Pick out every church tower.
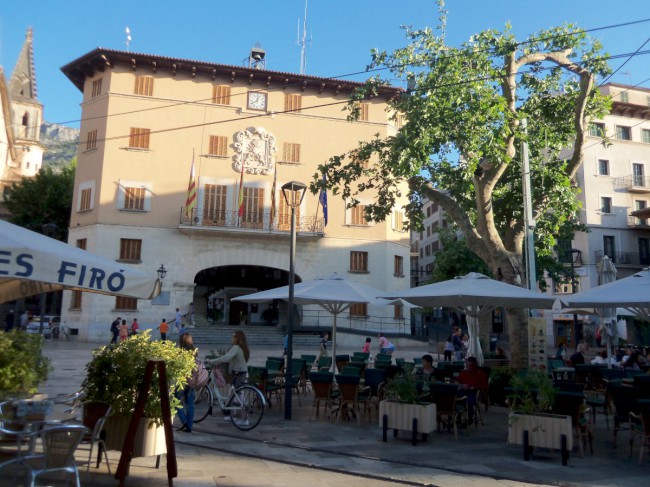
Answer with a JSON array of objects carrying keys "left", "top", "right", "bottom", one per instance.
[
  {"left": 0, "top": 28, "right": 45, "bottom": 216},
  {"left": 7, "top": 28, "right": 45, "bottom": 178}
]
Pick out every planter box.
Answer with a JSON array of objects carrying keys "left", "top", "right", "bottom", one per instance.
[
  {"left": 508, "top": 412, "right": 573, "bottom": 465},
  {"left": 103, "top": 415, "right": 167, "bottom": 458},
  {"left": 379, "top": 400, "right": 436, "bottom": 445}
]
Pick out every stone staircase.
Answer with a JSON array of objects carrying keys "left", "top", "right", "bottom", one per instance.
[{"left": 187, "top": 322, "right": 322, "bottom": 348}]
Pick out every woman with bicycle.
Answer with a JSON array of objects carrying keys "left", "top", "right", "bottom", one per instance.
[
  {"left": 207, "top": 330, "right": 250, "bottom": 419},
  {"left": 176, "top": 332, "right": 197, "bottom": 433}
]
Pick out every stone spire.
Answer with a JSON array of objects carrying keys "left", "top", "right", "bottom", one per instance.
[{"left": 9, "top": 28, "right": 38, "bottom": 102}]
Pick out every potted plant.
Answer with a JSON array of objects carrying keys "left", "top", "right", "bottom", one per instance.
[
  {"left": 507, "top": 369, "right": 573, "bottom": 465},
  {"left": 379, "top": 373, "right": 436, "bottom": 445},
  {"left": 82, "top": 330, "right": 196, "bottom": 457},
  {"left": 488, "top": 366, "right": 515, "bottom": 407},
  {"left": 0, "top": 331, "right": 51, "bottom": 400}
]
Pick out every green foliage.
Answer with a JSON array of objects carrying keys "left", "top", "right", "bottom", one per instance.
[
  {"left": 82, "top": 330, "right": 196, "bottom": 425},
  {"left": 509, "top": 369, "right": 555, "bottom": 414},
  {"left": 430, "top": 227, "right": 491, "bottom": 283},
  {"left": 384, "top": 373, "right": 421, "bottom": 404},
  {"left": 4, "top": 161, "right": 76, "bottom": 241},
  {"left": 0, "top": 331, "right": 51, "bottom": 397},
  {"left": 311, "top": 3, "right": 611, "bottom": 288}
]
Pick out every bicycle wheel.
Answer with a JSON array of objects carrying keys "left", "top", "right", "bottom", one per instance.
[
  {"left": 226, "top": 385, "right": 265, "bottom": 431},
  {"left": 192, "top": 385, "right": 213, "bottom": 423}
]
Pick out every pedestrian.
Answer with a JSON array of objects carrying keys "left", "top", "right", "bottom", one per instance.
[
  {"left": 110, "top": 316, "right": 120, "bottom": 343},
  {"left": 20, "top": 310, "right": 29, "bottom": 330},
  {"left": 178, "top": 323, "right": 188, "bottom": 338},
  {"left": 4, "top": 309, "right": 15, "bottom": 332},
  {"left": 190, "top": 303, "right": 195, "bottom": 326},
  {"left": 207, "top": 330, "right": 251, "bottom": 422},
  {"left": 319, "top": 332, "right": 329, "bottom": 358},
  {"left": 119, "top": 319, "right": 129, "bottom": 342},
  {"left": 176, "top": 332, "right": 197, "bottom": 433},
  {"left": 451, "top": 327, "right": 463, "bottom": 361},
  {"left": 378, "top": 334, "right": 396, "bottom": 355},
  {"left": 130, "top": 318, "right": 139, "bottom": 336},
  {"left": 158, "top": 318, "right": 169, "bottom": 341},
  {"left": 362, "top": 337, "right": 371, "bottom": 355},
  {"left": 556, "top": 342, "right": 567, "bottom": 361},
  {"left": 443, "top": 334, "right": 454, "bottom": 361},
  {"left": 175, "top": 308, "right": 182, "bottom": 331}
]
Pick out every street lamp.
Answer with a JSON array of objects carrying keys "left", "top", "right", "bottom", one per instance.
[
  {"left": 281, "top": 180, "right": 307, "bottom": 420},
  {"left": 40, "top": 223, "right": 59, "bottom": 334},
  {"left": 156, "top": 264, "right": 167, "bottom": 280},
  {"left": 568, "top": 248, "right": 582, "bottom": 349}
]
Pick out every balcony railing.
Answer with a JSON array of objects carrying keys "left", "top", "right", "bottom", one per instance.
[
  {"left": 179, "top": 208, "right": 325, "bottom": 234},
  {"left": 628, "top": 215, "right": 650, "bottom": 229},
  {"left": 613, "top": 175, "right": 650, "bottom": 193},
  {"left": 594, "top": 250, "right": 650, "bottom": 267}
]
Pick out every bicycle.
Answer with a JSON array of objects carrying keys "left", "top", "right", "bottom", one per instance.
[{"left": 192, "top": 365, "right": 265, "bottom": 431}]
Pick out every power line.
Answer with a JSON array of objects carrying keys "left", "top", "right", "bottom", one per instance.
[{"left": 46, "top": 17, "right": 650, "bottom": 129}]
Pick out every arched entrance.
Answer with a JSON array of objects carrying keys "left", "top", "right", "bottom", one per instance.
[{"left": 194, "top": 265, "right": 301, "bottom": 325}]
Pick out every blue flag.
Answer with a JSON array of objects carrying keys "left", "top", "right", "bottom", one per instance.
[{"left": 319, "top": 173, "right": 328, "bottom": 227}]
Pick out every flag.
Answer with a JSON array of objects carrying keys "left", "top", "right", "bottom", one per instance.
[
  {"left": 269, "top": 163, "right": 278, "bottom": 228},
  {"left": 319, "top": 172, "right": 328, "bottom": 227},
  {"left": 184, "top": 155, "right": 197, "bottom": 219},
  {"left": 237, "top": 160, "right": 245, "bottom": 219}
]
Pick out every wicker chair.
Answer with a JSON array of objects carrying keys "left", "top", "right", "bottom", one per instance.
[{"left": 22, "top": 424, "right": 87, "bottom": 487}]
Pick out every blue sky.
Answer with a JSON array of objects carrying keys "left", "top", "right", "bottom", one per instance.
[{"left": 1, "top": 0, "right": 648, "bottom": 127}]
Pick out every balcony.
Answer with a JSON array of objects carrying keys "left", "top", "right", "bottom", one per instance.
[
  {"left": 613, "top": 175, "right": 650, "bottom": 193},
  {"left": 594, "top": 250, "right": 650, "bottom": 267},
  {"left": 179, "top": 208, "right": 325, "bottom": 236},
  {"left": 628, "top": 215, "right": 650, "bottom": 230}
]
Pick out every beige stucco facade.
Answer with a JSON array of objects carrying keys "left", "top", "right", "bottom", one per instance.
[{"left": 61, "top": 48, "right": 411, "bottom": 340}]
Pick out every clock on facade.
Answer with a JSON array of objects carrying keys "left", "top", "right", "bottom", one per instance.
[{"left": 247, "top": 91, "right": 267, "bottom": 111}]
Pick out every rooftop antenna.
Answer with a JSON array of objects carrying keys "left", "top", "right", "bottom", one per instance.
[
  {"left": 125, "top": 27, "right": 132, "bottom": 51},
  {"left": 620, "top": 71, "right": 632, "bottom": 85},
  {"left": 296, "top": 0, "right": 311, "bottom": 74}
]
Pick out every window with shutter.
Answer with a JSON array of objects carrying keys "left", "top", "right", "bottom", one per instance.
[
  {"left": 203, "top": 184, "right": 227, "bottom": 225},
  {"left": 212, "top": 85, "right": 231, "bottom": 105},
  {"left": 86, "top": 130, "right": 98, "bottom": 151},
  {"left": 350, "top": 251, "right": 368, "bottom": 272},
  {"left": 123, "top": 187, "right": 146, "bottom": 211},
  {"left": 282, "top": 143, "right": 301, "bottom": 163},
  {"left": 284, "top": 94, "right": 302, "bottom": 112},
  {"left": 79, "top": 188, "right": 92, "bottom": 212},
  {"left": 241, "top": 188, "right": 265, "bottom": 229},
  {"left": 351, "top": 205, "right": 367, "bottom": 225},
  {"left": 208, "top": 135, "right": 228, "bottom": 156},
  {"left": 119, "top": 239, "right": 142, "bottom": 262},
  {"left": 134, "top": 76, "right": 154, "bottom": 96},
  {"left": 129, "top": 128, "right": 151, "bottom": 149}
]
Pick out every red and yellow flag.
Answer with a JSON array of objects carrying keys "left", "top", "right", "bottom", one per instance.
[{"left": 184, "top": 154, "right": 197, "bottom": 219}]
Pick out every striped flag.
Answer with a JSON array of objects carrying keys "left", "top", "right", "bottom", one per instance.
[
  {"left": 269, "top": 163, "right": 278, "bottom": 228},
  {"left": 184, "top": 154, "right": 197, "bottom": 219},
  {"left": 319, "top": 172, "right": 328, "bottom": 227},
  {"left": 237, "top": 160, "right": 246, "bottom": 219}
]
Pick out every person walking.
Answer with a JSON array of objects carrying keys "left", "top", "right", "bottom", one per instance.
[
  {"left": 176, "top": 332, "right": 197, "bottom": 433},
  {"left": 130, "top": 318, "right": 139, "bottom": 336},
  {"left": 362, "top": 337, "right": 372, "bottom": 355},
  {"left": 319, "top": 332, "right": 329, "bottom": 358},
  {"left": 110, "top": 316, "right": 120, "bottom": 343},
  {"left": 175, "top": 308, "right": 182, "bottom": 332},
  {"left": 379, "top": 334, "right": 396, "bottom": 355},
  {"left": 207, "top": 330, "right": 251, "bottom": 422},
  {"left": 118, "top": 319, "right": 129, "bottom": 342},
  {"left": 158, "top": 318, "right": 169, "bottom": 341}
]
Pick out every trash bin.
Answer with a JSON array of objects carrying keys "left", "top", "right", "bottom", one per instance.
[{"left": 489, "top": 335, "right": 498, "bottom": 352}]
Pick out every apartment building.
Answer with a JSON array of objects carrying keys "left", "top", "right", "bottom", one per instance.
[
  {"left": 550, "top": 83, "right": 650, "bottom": 347},
  {"left": 60, "top": 47, "right": 411, "bottom": 340}
]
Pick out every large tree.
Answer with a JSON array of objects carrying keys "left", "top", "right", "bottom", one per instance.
[
  {"left": 5, "top": 160, "right": 76, "bottom": 241},
  {"left": 313, "top": 6, "right": 611, "bottom": 367}
]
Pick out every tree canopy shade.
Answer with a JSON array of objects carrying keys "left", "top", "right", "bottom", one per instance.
[
  {"left": 4, "top": 160, "right": 76, "bottom": 242},
  {"left": 312, "top": 3, "right": 611, "bottom": 367}
]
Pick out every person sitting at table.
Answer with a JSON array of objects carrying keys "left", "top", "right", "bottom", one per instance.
[
  {"left": 623, "top": 352, "right": 642, "bottom": 371},
  {"left": 414, "top": 354, "right": 435, "bottom": 381},
  {"left": 456, "top": 356, "right": 488, "bottom": 424},
  {"left": 569, "top": 343, "right": 586, "bottom": 366},
  {"left": 590, "top": 349, "right": 620, "bottom": 367}
]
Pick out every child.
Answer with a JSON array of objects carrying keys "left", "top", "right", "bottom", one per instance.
[{"left": 362, "top": 337, "right": 371, "bottom": 354}]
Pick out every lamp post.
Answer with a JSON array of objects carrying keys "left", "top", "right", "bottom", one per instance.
[
  {"left": 568, "top": 249, "right": 582, "bottom": 349},
  {"left": 281, "top": 181, "right": 307, "bottom": 420}
]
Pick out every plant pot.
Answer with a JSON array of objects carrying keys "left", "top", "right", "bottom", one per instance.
[
  {"left": 103, "top": 415, "right": 167, "bottom": 458},
  {"left": 379, "top": 400, "right": 436, "bottom": 445},
  {"left": 508, "top": 412, "right": 573, "bottom": 465}
]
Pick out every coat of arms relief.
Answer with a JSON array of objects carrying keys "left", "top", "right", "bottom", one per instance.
[{"left": 232, "top": 127, "right": 277, "bottom": 175}]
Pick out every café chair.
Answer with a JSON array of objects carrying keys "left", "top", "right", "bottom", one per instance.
[
  {"left": 334, "top": 374, "right": 371, "bottom": 425},
  {"left": 79, "top": 403, "right": 112, "bottom": 474},
  {"left": 317, "top": 356, "right": 332, "bottom": 372},
  {"left": 429, "top": 382, "right": 468, "bottom": 439},
  {"left": 363, "top": 368, "right": 386, "bottom": 411},
  {"left": 630, "top": 399, "right": 650, "bottom": 465},
  {"left": 552, "top": 392, "right": 593, "bottom": 457},
  {"left": 610, "top": 384, "right": 640, "bottom": 449},
  {"left": 309, "top": 372, "right": 339, "bottom": 421},
  {"left": 21, "top": 424, "right": 87, "bottom": 487}
]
